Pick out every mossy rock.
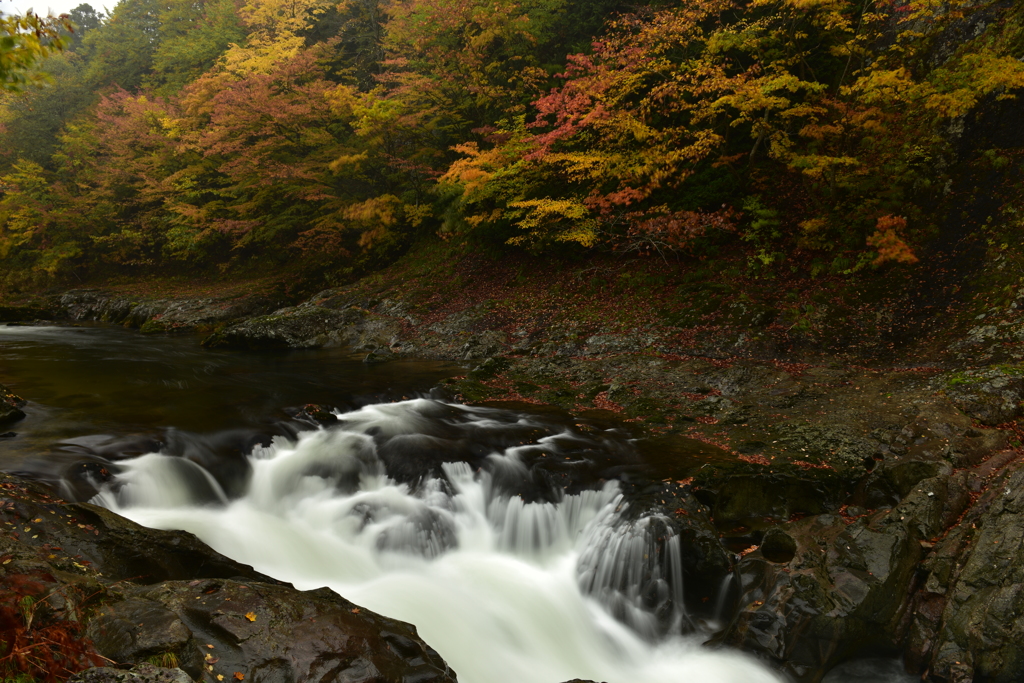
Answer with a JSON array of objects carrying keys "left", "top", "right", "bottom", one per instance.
[
  {"left": 624, "top": 397, "right": 664, "bottom": 419},
  {"left": 467, "top": 356, "right": 512, "bottom": 380},
  {"left": 139, "top": 319, "right": 168, "bottom": 334},
  {"left": 513, "top": 380, "right": 541, "bottom": 394},
  {"left": 445, "top": 378, "right": 497, "bottom": 403}
]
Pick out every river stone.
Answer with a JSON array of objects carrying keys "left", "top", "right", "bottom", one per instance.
[
  {"left": 616, "top": 479, "right": 733, "bottom": 629},
  {"left": 0, "top": 472, "right": 281, "bottom": 584},
  {"left": 0, "top": 382, "right": 26, "bottom": 425},
  {"left": 459, "top": 330, "right": 508, "bottom": 360}
]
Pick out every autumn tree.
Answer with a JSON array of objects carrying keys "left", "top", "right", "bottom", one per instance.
[{"left": 441, "top": 0, "right": 1024, "bottom": 267}]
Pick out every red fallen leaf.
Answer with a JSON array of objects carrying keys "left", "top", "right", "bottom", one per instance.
[
  {"left": 234, "top": 673, "right": 244, "bottom": 681},
  {"left": 350, "top": 607, "right": 361, "bottom": 614}
]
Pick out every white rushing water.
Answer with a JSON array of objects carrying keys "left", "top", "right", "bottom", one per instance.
[{"left": 91, "top": 399, "right": 785, "bottom": 683}]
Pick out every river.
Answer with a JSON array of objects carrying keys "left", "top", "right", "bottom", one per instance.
[{"left": 0, "top": 324, "right": 915, "bottom": 683}]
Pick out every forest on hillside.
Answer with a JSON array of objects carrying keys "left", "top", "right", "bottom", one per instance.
[{"left": 1, "top": 0, "right": 1023, "bottom": 291}]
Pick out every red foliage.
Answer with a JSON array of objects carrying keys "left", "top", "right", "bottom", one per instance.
[
  {"left": 0, "top": 570, "right": 104, "bottom": 683},
  {"left": 621, "top": 207, "right": 739, "bottom": 254}
]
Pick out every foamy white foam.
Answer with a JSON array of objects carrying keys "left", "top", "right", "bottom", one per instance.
[{"left": 93, "top": 400, "right": 784, "bottom": 683}]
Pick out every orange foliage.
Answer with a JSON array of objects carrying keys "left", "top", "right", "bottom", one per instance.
[{"left": 867, "top": 215, "right": 918, "bottom": 265}]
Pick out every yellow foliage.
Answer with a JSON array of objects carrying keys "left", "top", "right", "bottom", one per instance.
[
  {"left": 239, "top": 0, "right": 335, "bottom": 38},
  {"left": 329, "top": 152, "right": 369, "bottom": 173},
  {"left": 506, "top": 198, "right": 600, "bottom": 247},
  {"left": 343, "top": 195, "right": 401, "bottom": 226},
  {"left": 441, "top": 142, "right": 513, "bottom": 195}
]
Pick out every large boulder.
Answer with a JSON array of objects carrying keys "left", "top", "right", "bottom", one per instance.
[
  {"left": 719, "top": 470, "right": 971, "bottom": 681},
  {"left": 904, "top": 457, "right": 1024, "bottom": 682},
  {"left": 86, "top": 578, "right": 456, "bottom": 683},
  {"left": 69, "top": 664, "right": 192, "bottom": 683},
  {"left": 1, "top": 473, "right": 276, "bottom": 584}
]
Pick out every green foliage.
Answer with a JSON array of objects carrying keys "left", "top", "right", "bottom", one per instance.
[
  {"left": 741, "top": 196, "right": 783, "bottom": 270},
  {"left": 0, "top": 52, "right": 93, "bottom": 170},
  {"left": 80, "top": 0, "right": 163, "bottom": 90},
  {"left": 145, "top": 652, "right": 180, "bottom": 669},
  {"left": 2, "top": 676, "right": 39, "bottom": 683},
  {"left": 147, "top": 0, "right": 247, "bottom": 94},
  {"left": 0, "top": 13, "right": 72, "bottom": 92}
]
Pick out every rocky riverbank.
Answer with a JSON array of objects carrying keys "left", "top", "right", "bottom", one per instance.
[{"left": 4, "top": 260, "right": 1024, "bottom": 682}]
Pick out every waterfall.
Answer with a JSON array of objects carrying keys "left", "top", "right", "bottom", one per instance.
[{"left": 91, "top": 399, "right": 784, "bottom": 683}]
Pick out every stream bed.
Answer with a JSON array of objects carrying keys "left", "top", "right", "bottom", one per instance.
[{"left": 0, "top": 324, "right": 915, "bottom": 683}]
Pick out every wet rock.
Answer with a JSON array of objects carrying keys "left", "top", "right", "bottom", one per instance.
[
  {"left": 467, "top": 356, "right": 511, "bottom": 380},
  {"left": 904, "top": 458, "right": 1024, "bottom": 683},
  {"left": 618, "top": 480, "right": 733, "bottom": 624},
  {"left": 52, "top": 290, "right": 279, "bottom": 332},
  {"left": 89, "top": 579, "right": 457, "bottom": 683},
  {"left": 69, "top": 664, "right": 192, "bottom": 683},
  {"left": 459, "top": 330, "right": 508, "bottom": 360},
  {"left": 705, "top": 473, "right": 846, "bottom": 524},
  {"left": 86, "top": 597, "right": 193, "bottom": 665},
  {"left": 0, "top": 382, "right": 27, "bottom": 425},
  {"left": 202, "top": 306, "right": 358, "bottom": 349},
  {"left": 292, "top": 403, "right": 339, "bottom": 426},
  {"left": 363, "top": 347, "right": 395, "bottom": 364},
  {"left": 722, "top": 472, "right": 970, "bottom": 682},
  {"left": 1, "top": 472, "right": 277, "bottom": 584}
]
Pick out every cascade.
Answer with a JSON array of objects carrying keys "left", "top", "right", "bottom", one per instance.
[{"left": 91, "top": 399, "right": 784, "bottom": 683}]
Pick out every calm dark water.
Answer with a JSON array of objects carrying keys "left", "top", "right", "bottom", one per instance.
[{"left": 0, "top": 323, "right": 463, "bottom": 467}]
